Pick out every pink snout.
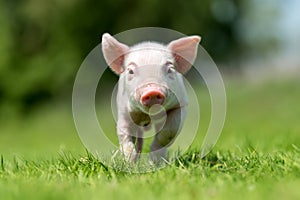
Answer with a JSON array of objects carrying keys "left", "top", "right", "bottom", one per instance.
[{"left": 141, "top": 90, "right": 165, "bottom": 107}]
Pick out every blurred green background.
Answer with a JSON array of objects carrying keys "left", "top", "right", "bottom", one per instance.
[{"left": 0, "top": 0, "right": 299, "bottom": 157}]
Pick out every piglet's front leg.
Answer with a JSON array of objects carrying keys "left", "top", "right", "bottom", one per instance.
[
  {"left": 117, "top": 124, "right": 138, "bottom": 162},
  {"left": 117, "top": 113, "right": 145, "bottom": 162}
]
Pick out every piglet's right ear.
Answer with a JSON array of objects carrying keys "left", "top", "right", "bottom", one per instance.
[{"left": 101, "top": 33, "right": 129, "bottom": 74}]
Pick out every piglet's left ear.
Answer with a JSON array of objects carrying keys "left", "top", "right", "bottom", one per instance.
[{"left": 167, "top": 36, "right": 201, "bottom": 74}]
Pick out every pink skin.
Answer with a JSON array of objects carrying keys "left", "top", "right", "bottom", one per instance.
[
  {"left": 134, "top": 83, "right": 168, "bottom": 112},
  {"left": 102, "top": 33, "right": 201, "bottom": 163},
  {"left": 140, "top": 89, "right": 165, "bottom": 107}
]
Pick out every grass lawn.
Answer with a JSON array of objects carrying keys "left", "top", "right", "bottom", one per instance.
[{"left": 0, "top": 78, "right": 299, "bottom": 200}]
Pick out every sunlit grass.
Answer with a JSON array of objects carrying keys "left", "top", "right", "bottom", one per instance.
[
  {"left": 0, "top": 79, "right": 300, "bottom": 199},
  {"left": 0, "top": 148, "right": 299, "bottom": 200}
]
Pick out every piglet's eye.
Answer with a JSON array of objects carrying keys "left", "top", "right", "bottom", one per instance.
[
  {"left": 127, "top": 62, "right": 137, "bottom": 75},
  {"left": 167, "top": 66, "right": 176, "bottom": 73},
  {"left": 165, "top": 62, "right": 175, "bottom": 73},
  {"left": 168, "top": 67, "right": 175, "bottom": 74},
  {"left": 128, "top": 68, "right": 134, "bottom": 74}
]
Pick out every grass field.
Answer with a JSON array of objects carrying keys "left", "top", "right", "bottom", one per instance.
[{"left": 0, "top": 78, "right": 300, "bottom": 200}]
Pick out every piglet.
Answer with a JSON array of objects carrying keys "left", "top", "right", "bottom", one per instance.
[{"left": 102, "top": 33, "right": 200, "bottom": 163}]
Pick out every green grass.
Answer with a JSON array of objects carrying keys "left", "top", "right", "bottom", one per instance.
[{"left": 0, "top": 79, "right": 300, "bottom": 200}]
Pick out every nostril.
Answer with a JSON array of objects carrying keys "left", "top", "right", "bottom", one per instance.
[
  {"left": 141, "top": 91, "right": 165, "bottom": 107},
  {"left": 157, "top": 94, "right": 165, "bottom": 101}
]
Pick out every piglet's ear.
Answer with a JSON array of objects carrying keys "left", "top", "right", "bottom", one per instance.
[
  {"left": 102, "top": 33, "right": 129, "bottom": 74},
  {"left": 167, "top": 36, "right": 201, "bottom": 74}
]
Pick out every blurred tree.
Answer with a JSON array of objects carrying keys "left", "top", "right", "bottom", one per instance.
[{"left": 0, "top": 0, "right": 280, "bottom": 114}]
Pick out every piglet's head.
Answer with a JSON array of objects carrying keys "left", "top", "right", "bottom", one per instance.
[{"left": 102, "top": 33, "right": 201, "bottom": 111}]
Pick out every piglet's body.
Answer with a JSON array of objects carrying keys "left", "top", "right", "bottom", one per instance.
[{"left": 102, "top": 33, "right": 200, "bottom": 162}]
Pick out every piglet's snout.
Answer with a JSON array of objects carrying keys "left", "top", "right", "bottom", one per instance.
[{"left": 141, "top": 90, "right": 165, "bottom": 107}]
